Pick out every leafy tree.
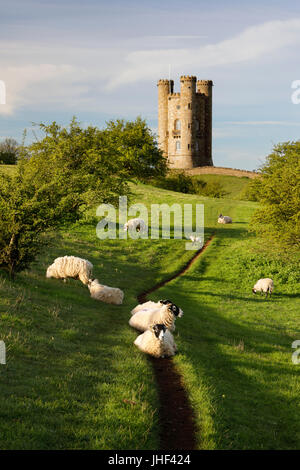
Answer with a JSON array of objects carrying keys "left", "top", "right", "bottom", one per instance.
[
  {"left": 19, "top": 118, "right": 130, "bottom": 220},
  {"left": 104, "top": 117, "right": 167, "bottom": 180},
  {"left": 0, "top": 138, "right": 19, "bottom": 164},
  {"left": 250, "top": 141, "right": 300, "bottom": 248}
]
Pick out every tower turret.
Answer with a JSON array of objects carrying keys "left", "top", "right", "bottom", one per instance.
[
  {"left": 197, "top": 80, "right": 213, "bottom": 165},
  {"left": 157, "top": 79, "right": 174, "bottom": 157},
  {"left": 180, "top": 76, "right": 196, "bottom": 168}
]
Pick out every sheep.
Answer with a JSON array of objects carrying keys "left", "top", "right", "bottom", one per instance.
[
  {"left": 129, "top": 301, "right": 183, "bottom": 333},
  {"left": 131, "top": 299, "right": 172, "bottom": 316},
  {"left": 46, "top": 256, "right": 93, "bottom": 285},
  {"left": 189, "top": 235, "right": 201, "bottom": 243},
  {"left": 134, "top": 324, "right": 177, "bottom": 358},
  {"left": 124, "top": 218, "right": 147, "bottom": 233},
  {"left": 218, "top": 214, "right": 233, "bottom": 224},
  {"left": 252, "top": 278, "right": 274, "bottom": 299},
  {"left": 88, "top": 278, "right": 124, "bottom": 305}
]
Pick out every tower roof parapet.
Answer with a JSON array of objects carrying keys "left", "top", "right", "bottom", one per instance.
[
  {"left": 197, "top": 80, "right": 213, "bottom": 86},
  {"left": 157, "top": 79, "right": 172, "bottom": 86},
  {"left": 180, "top": 75, "right": 197, "bottom": 82}
]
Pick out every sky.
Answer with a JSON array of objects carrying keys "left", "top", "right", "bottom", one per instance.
[{"left": 0, "top": 0, "right": 300, "bottom": 170}]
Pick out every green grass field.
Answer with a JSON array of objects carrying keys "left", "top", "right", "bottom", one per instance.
[
  {"left": 192, "top": 173, "right": 251, "bottom": 199},
  {"left": 0, "top": 164, "right": 16, "bottom": 176},
  {"left": 0, "top": 180, "right": 299, "bottom": 449}
]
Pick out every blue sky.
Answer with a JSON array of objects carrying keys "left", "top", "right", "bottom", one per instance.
[{"left": 1, "top": 0, "right": 300, "bottom": 170}]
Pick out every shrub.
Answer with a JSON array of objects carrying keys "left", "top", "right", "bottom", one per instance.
[{"left": 250, "top": 141, "right": 300, "bottom": 248}]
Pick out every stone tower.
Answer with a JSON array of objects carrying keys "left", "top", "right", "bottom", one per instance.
[{"left": 157, "top": 75, "right": 213, "bottom": 169}]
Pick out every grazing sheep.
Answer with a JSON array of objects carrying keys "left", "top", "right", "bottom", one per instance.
[
  {"left": 218, "top": 214, "right": 232, "bottom": 224},
  {"left": 189, "top": 235, "right": 201, "bottom": 243},
  {"left": 124, "top": 218, "right": 147, "bottom": 233},
  {"left": 46, "top": 256, "right": 93, "bottom": 285},
  {"left": 129, "top": 301, "right": 183, "bottom": 333},
  {"left": 134, "top": 324, "right": 177, "bottom": 358},
  {"left": 131, "top": 299, "right": 172, "bottom": 316},
  {"left": 88, "top": 279, "right": 124, "bottom": 305},
  {"left": 252, "top": 278, "right": 274, "bottom": 299}
]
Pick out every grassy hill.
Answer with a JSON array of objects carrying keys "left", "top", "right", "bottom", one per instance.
[
  {"left": 192, "top": 174, "right": 251, "bottom": 200},
  {"left": 0, "top": 183, "right": 299, "bottom": 449}
]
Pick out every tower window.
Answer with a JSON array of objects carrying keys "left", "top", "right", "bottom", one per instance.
[
  {"left": 195, "top": 141, "right": 199, "bottom": 151},
  {"left": 174, "top": 119, "right": 181, "bottom": 130},
  {"left": 195, "top": 120, "right": 200, "bottom": 130},
  {"left": 176, "top": 141, "right": 181, "bottom": 152},
  {"left": 188, "top": 103, "right": 191, "bottom": 109}
]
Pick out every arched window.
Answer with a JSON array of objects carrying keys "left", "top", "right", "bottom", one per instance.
[
  {"left": 195, "top": 120, "right": 200, "bottom": 131},
  {"left": 174, "top": 119, "right": 181, "bottom": 131},
  {"left": 176, "top": 141, "right": 181, "bottom": 152}
]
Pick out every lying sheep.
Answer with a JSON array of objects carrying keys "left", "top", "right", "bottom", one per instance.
[
  {"left": 46, "top": 256, "right": 93, "bottom": 285},
  {"left": 134, "top": 324, "right": 177, "bottom": 358},
  {"left": 131, "top": 299, "right": 172, "bottom": 316},
  {"left": 88, "top": 279, "right": 124, "bottom": 305},
  {"left": 124, "top": 218, "right": 147, "bottom": 233},
  {"left": 218, "top": 214, "right": 232, "bottom": 224},
  {"left": 252, "top": 278, "right": 274, "bottom": 299},
  {"left": 129, "top": 301, "right": 183, "bottom": 333}
]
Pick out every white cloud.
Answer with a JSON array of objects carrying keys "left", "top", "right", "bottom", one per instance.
[
  {"left": 107, "top": 18, "right": 300, "bottom": 89},
  {"left": 1, "top": 18, "right": 300, "bottom": 115}
]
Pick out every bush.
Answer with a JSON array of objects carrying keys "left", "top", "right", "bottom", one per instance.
[
  {"left": 150, "top": 171, "right": 226, "bottom": 198},
  {"left": 250, "top": 141, "right": 300, "bottom": 248},
  {"left": 0, "top": 138, "right": 19, "bottom": 164}
]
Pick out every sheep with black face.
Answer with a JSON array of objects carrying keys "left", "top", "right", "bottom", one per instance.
[
  {"left": 131, "top": 299, "right": 173, "bottom": 316},
  {"left": 129, "top": 300, "right": 183, "bottom": 333},
  {"left": 134, "top": 324, "right": 177, "bottom": 358}
]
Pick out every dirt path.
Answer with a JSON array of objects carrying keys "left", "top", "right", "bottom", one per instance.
[{"left": 137, "top": 235, "right": 215, "bottom": 450}]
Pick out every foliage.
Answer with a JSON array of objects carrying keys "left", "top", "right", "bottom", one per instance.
[
  {"left": 150, "top": 171, "right": 227, "bottom": 198},
  {"left": 104, "top": 117, "right": 167, "bottom": 181},
  {"left": 0, "top": 138, "right": 19, "bottom": 164},
  {"left": 250, "top": 141, "right": 300, "bottom": 248}
]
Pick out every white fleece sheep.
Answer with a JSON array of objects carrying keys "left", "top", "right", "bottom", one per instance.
[
  {"left": 88, "top": 279, "right": 124, "bottom": 305},
  {"left": 218, "top": 214, "right": 232, "bottom": 224},
  {"left": 129, "top": 301, "right": 183, "bottom": 333},
  {"left": 134, "top": 324, "right": 177, "bottom": 358},
  {"left": 131, "top": 299, "right": 168, "bottom": 316},
  {"left": 46, "top": 256, "right": 93, "bottom": 285},
  {"left": 124, "top": 218, "right": 147, "bottom": 233},
  {"left": 252, "top": 278, "right": 274, "bottom": 298}
]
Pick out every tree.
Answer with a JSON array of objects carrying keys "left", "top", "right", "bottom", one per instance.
[
  {"left": 250, "top": 141, "right": 300, "bottom": 248},
  {"left": 104, "top": 117, "right": 167, "bottom": 180},
  {"left": 0, "top": 138, "right": 19, "bottom": 164}
]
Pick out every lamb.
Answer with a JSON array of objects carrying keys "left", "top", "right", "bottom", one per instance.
[
  {"left": 88, "top": 279, "right": 124, "bottom": 305},
  {"left": 129, "top": 301, "right": 183, "bottom": 333},
  {"left": 131, "top": 299, "right": 172, "bottom": 316},
  {"left": 124, "top": 218, "right": 147, "bottom": 233},
  {"left": 46, "top": 256, "right": 93, "bottom": 285},
  {"left": 134, "top": 324, "right": 177, "bottom": 358},
  {"left": 218, "top": 214, "right": 233, "bottom": 224},
  {"left": 252, "top": 278, "right": 274, "bottom": 299}
]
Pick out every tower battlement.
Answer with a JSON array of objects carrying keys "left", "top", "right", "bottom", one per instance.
[{"left": 157, "top": 75, "right": 213, "bottom": 169}]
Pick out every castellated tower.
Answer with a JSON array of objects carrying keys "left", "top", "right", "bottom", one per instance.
[{"left": 157, "top": 75, "right": 213, "bottom": 169}]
